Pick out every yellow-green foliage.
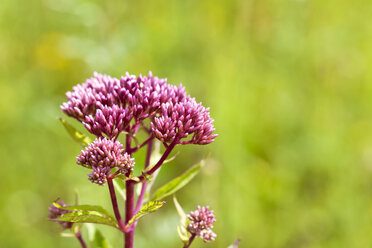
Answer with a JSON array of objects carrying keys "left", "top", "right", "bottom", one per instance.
[{"left": 1, "top": 0, "right": 372, "bottom": 247}]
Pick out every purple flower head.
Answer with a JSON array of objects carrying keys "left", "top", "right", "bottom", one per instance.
[
  {"left": 117, "top": 152, "right": 135, "bottom": 174},
  {"left": 88, "top": 166, "right": 111, "bottom": 185},
  {"left": 117, "top": 72, "right": 187, "bottom": 121},
  {"left": 77, "top": 137, "right": 126, "bottom": 169},
  {"left": 77, "top": 138, "right": 134, "bottom": 185},
  {"left": 48, "top": 201, "right": 73, "bottom": 229},
  {"left": 61, "top": 71, "right": 215, "bottom": 144},
  {"left": 187, "top": 206, "right": 216, "bottom": 235},
  {"left": 200, "top": 229, "right": 217, "bottom": 242},
  {"left": 141, "top": 72, "right": 187, "bottom": 106},
  {"left": 83, "top": 103, "right": 132, "bottom": 139},
  {"left": 61, "top": 72, "right": 120, "bottom": 122},
  {"left": 151, "top": 97, "right": 217, "bottom": 145}
]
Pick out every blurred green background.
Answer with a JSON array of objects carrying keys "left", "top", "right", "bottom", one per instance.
[{"left": 1, "top": 0, "right": 372, "bottom": 247}]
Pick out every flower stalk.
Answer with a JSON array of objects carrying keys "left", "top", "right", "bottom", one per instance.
[
  {"left": 135, "top": 138, "right": 154, "bottom": 214},
  {"left": 125, "top": 180, "right": 135, "bottom": 248},
  {"left": 107, "top": 177, "right": 126, "bottom": 232},
  {"left": 183, "top": 234, "right": 196, "bottom": 248},
  {"left": 75, "top": 231, "right": 87, "bottom": 248},
  {"left": 137, "top": 140, "right": 177, "bottom": 182}
]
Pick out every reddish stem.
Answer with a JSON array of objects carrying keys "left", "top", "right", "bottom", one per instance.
[
  {"left": 135, "top": 139, "right": 154, "bottom": 214},
  {"left": 75, "top": 231, "right": 87, "bottom": 248},
  {"left": 125, "top": 180, "right": 135, "bottom": 248},
  {"left": 137, "top": 140, "right": 177, "bottom": 182},
  {"left": 128, "top": 135, "right": 154, "bottom": 154},
  {"left": 125, "top": 134, "right": 132, "bottom": 154},
  {"left": 183, "top": 234, "right": 196, "bottom": 248},
  {"left": 107, "top": 177, "right": 126, "bottom": 232},
  {"left": 124, "top": 132, "right": 136, "bottom": 248}
]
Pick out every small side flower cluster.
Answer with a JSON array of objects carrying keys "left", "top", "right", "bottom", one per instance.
[
  {"left": 76, "top": 138, "right": 135, "bottom": 185},
  {"left": 187, "top": 206, "right": 216, "bottom": 242},
  {"left": 151, "top": 97, "right": 217, "bottom": 145},
  {"left": 48, "top": 201, "right": 73, "bottom": 229}
]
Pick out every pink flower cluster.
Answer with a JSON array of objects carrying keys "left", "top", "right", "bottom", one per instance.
[
  {"left": 61, "top": 72, "right": 217, "bottom": 145},
  {"left": 77, "top": 138, "right": 134, "bottom": 185},
  {"left": 83, "top": 103, "right": 131, "bottom": 139},
  {"left": 151, "top": 97, "right": 217, "bottom": 145},
  {"left": 61, "top": 73, "right": 119, "bottom": 122},
  {"left": 187, "top": 206, "right": 216, "bottom": 242}
]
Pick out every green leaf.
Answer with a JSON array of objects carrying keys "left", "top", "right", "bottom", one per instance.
[
  {"left": 151, "top": 160, "right": 205, "bottom": 201},
  {"left": 91, "top": 229, "right": 112, "bottom": 248},
  {"left": 53, "top": 202, "right": 118, "bottom": 228},
  {"left": 174, "top": 196, "right": 189, "bottom": 243},
  {"left": 173, "top": 196, "right": 187, "bottom": 227},
  {"left": 59, "top": 118, "right": 92, "bottom": 147},
  {"left": 53, "top": 202, "right": 112, "bottom": 216},
  {"left": 177, "top": 226, "right": 189, "bottom": 243},
  {"left": 126, "top": 201, "right": 165, "bottom": 228}
]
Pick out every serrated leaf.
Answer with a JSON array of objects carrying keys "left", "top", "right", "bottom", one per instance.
[
  {"left": 53, "top": 202, "right": 118, "bottom": 228},
  {"left": 59, "top": 118, "right": 92, "bottom": 146},
  {"left": 56, "top": 212, "right": 118, "bottom": 229},
  {"left": 53, "top": 202, "right": 113, "bottom": 216},
  {"left": 92, "top": 229, "right": 112, "bottom": 248},
  {"left": 126, "top": 201, "right": 165, "bottom": 228},
  {"left": 151, "top": 160, "right": 205, "bottom": 201}
]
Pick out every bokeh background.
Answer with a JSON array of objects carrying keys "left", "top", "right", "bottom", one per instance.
[{"left": 1, "top": 0, "right": 372, "bottom": 247}]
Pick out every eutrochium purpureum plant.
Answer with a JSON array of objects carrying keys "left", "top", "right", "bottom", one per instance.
[{"left": 48, "top": 72, "right": 227, "bottom": 248}]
